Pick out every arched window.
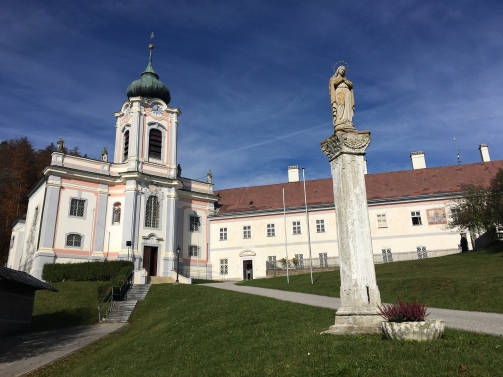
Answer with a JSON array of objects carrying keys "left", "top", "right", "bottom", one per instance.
[
  {"left": 112, "top": 202, "right": 121, "bottom": 224},
  {"left": 123, "top": 130, "right": 130, "bottom": 161},
  {"left": 66, "top": 233, "right": 82, "bottom": 247},
  {"left": 145, "top": 196, "right": 159, "bottom": 228},
  {"left": 148, "top": 129, "right": 162, "bottom": 161}
]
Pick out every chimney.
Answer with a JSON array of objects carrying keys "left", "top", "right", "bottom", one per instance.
[
  {"left": 479, "top": 144, "right": 490, "bottom": 162},
  {"left": 288, "top": 165, "right": 300, "bottom": 182},
  {"left": 410, "top": 151, "right": 426, "bottom": 169}
]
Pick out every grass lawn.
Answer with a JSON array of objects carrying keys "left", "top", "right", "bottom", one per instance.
[
  {"left": 29, "top": 284, "right": 503, "bottom": 377},
  {"left": 239, "top": 244, "right": 503, "bottom": 313},
  {"left": 31, "top": 281, "right": 103, "bottom": 331}
]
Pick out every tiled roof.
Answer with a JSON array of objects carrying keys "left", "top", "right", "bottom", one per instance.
[
  {"left": 214, "top": 161, "right": 503, "bottom": 216},
  {"left": 0, "top": 266, "right": 58, "bottom": 292}
]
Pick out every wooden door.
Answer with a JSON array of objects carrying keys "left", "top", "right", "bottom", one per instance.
[
  {"left": 151, "top": 247, "right": 158, "bottom": 276},
  {"left": 143, "top": 246, "right": 151, "bottom": 272}
]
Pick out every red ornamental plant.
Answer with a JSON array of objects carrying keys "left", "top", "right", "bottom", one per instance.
[{"left": 378, "top": 299, "right": 429, "bottom": 322}]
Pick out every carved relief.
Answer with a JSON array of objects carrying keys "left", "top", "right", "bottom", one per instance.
[{"left": 321, "top": 130, "right": 371, "bottom": 161}]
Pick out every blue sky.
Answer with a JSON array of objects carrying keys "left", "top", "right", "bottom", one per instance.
[{"left": 1, "top": 0, "right": 503, "bottom": 190}]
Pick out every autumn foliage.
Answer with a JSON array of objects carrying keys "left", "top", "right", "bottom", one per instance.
[{"left": 0, "top": 137, "right": 80, "bottom": 265}]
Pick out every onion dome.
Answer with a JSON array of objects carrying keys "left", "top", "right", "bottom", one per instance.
[{"left": 126, "top": 43, "right": 171, "bottom": 105}]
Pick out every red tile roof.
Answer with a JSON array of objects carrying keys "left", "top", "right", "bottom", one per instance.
[{"left": 214, "top": 161, "right": 503, "bottom": 215}]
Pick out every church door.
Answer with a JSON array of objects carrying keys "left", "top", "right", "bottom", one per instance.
[
  {"left": 243, "top": 260, "right": 253, "bottom": 280},
  {"left": 143, "top": 246, "right": 158, "bottom": 276}
]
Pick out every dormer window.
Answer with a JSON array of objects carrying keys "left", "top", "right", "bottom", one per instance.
[
  {"left": 123, "top": 130, "right": 130, "bottom": 161},
  {"left": 148, "top": 129, "right": 162, "bottom": 161}
]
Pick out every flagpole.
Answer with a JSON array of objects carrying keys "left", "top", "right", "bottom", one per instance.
[
  {"left": 282, "top": 186, "right": 289, "bottom": 284},
  {"left": 302, "top": 168, "right": 314, "bottom": 284}
]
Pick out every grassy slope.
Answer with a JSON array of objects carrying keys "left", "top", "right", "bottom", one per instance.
[
  {"left": 30, "top": 284, "right": 503, "bottom": 377},
  {"left": 31, "top": 281, "right": 103, "bottom": 331},
  {"left": 239, "top": 245, "right": 503, "bottom": 313}
]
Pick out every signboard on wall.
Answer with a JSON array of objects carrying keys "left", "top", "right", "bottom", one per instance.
[{"left": 427, "top": 208, "right": 447, "bottom": 225}]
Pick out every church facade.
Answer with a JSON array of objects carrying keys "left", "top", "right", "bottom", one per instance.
[{"left": 7, "top": 45, "right": 217, "bottom": 280}]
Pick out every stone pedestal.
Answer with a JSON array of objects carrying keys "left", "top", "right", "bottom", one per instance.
[{"left": 321, "top": 128, "right": 382, "bottom": 335}]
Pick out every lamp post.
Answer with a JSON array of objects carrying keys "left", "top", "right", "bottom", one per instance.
[
  {"left": 175, "top": 245, "right": 181, "bottom": 285},
  {"left": 126, "top": 241, "right": 132, "bottom": 262}
]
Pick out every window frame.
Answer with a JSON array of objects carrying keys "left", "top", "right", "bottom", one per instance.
[
  {"left": 319, "top": 252, "right": 328, "bottom": 267},
  {"left": 112, "top": 202, "right": 121, "bottom": 225},
  {"left": 292, "top": 221, "right": 301, "bottom": 235},
  {"left": 266, "top": 223, "right": 276, "bottom": 237},
  {"left": 190, "top": 216, "right": 201, "bottom": 232},
  {"left": 316, "top": 219, "right": 325, "bottom": 233},
  {"left": 65, "top": 232, "right": 84, "bottom": 249},
  {"left": 243, "top": 225, "right": 251, "bottom": 239},
  {"left": 145, "top": 195, "right": 160, "bottom": 228},
  {"left": 416, "top": 246, "right": 428, "bottom": 259},
  {"left": 411, "top": 211, "right": 422, "bottom": 226},
  {"left": 219, "top": 227, "right": 227, "bottom": 241},
  {"left": 220, "top": 259, "right": 229, "bottom": 275},
  {"left": 381, "top": 248, "right": 393, "bottom": 263},
  {"left": 189, "top": 245, "right": 199, "bottom": 258},
  {"left": 376, "top": 213, "right": 388, "bottom": 229},
  {"left": 69, "top": 198, "right": 87, "bottom": 219},
  {"left": 123, "top": 128, "right": 130, "bottom": 162}
]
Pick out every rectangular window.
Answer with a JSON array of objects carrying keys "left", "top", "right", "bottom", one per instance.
[
  {"left": 292, "top": 221, "right": 301, "bottom": 235},
  {"left": 319, "top": 252, "right": 328, "bottom": 267},
  {"left": 219, "top": 227, "right": 227, "bottom": 240},
  {"left": 377, "top": 214, "right": 388, "bottom": 228},
  {"left": 450, "top": 208, "right": 459, "bottom": 222},
  {"left": 267, "top": 256, "right": 276, "bottom": 269},
  {"left": 243, "top": 225, "right": 251, "bottom": 239},
  {"left": 411, "top": 211, "right": 422, "bottom": 226},
  {"left": 381, "top": 248, "right": 393, "bottom": 263},
  {"left": 267, "top": 223, "right": 275, "bottom": 237},
  {"left": 220, "top": 259, "right": 228, "bottom": 275},
  {"left": 416, "top": 246, "right": 427, "bottom": 259},
  {"left": 190, "top": 216, "right": 200, "bottom": 232},
  {"left": 70, "top": 198, "right": 86, "bottom": 217},
  {"left": 316, "top": 219, "right": 325, "bottom": 233},
  {"left": 189, "top": 245, "right": 199, "bottom": 257},
  {"left": 294, "top": 253, "right": 304, "bottom": 268}
]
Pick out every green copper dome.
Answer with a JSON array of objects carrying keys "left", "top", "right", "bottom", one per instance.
[{"left": 126, "top": 45, "right": 171, "bottom": 105}]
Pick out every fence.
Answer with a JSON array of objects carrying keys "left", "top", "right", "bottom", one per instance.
[{"left": 265, "top": 248, "right": 460, "bottom": 278}]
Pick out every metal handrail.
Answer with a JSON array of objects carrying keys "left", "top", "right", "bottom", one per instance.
[{"left": 98, "top": 269, "right": 134, "bottom": 322}]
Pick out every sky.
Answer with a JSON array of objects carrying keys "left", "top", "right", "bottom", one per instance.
[{"left": 1, "top": 0, "right": 503, "bottom": 190}]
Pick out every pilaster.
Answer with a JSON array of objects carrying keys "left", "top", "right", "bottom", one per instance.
[{"left": 93, "top": 184, "right": 109, "bottom": 256}]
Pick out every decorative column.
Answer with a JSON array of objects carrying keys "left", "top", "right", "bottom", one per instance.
[{"left": 321, "top": 63, "right": 382, "bottom": 334}]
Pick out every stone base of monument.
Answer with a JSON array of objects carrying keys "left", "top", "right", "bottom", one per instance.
[{"left": 321, "top": 306, "right": 383, "bottom": 335}]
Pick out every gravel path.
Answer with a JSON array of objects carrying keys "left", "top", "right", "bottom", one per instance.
[{"left": 203, "top": 282, "right": 503, "bottom": 337}]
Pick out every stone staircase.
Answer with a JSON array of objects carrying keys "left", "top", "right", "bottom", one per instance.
[
  {"left": 149, "top": 276, "right": 175, "bottom": 284},
  {"left": 102, "top": 284, "right": 151, "bottom": 323}
]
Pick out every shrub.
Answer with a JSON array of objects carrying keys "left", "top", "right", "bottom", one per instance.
[
  {"left": 378, "top": 299, "right": 429, "bottom": 322},
  {"left": 42, "top": 260, "right": 134, "bottom": 282},
  {"left": 97, "top": 283, "right": 112, "bottom": 302}
]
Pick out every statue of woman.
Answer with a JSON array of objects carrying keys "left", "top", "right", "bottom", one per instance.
[{"left": 329, "top": 66, "right": 355, "bottom": 129}]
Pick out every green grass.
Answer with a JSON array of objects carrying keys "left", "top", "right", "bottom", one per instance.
[
  {"left": 31, "top": 281, "right": 103, "bottom": 331},
  {"left": 29, "top": 284, "right": 503, "bottom": 377},
  {"left": 239, "top": 244, "right": 503, "bottom": 313}
]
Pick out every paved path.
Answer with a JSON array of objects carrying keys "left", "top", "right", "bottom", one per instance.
[
  {"left": 0, "top": 323, "right": 126, "bottom": 377},
  {"left": 203, "top": 282, "right": 503, "bottom": 337}
]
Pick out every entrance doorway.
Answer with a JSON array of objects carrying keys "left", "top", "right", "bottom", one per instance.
[
  {"left": 243, "top": 260, "right": 253, "bottom": 280},
  {"left": 143, "top": 246, "right": 158, "bottom": 276}
]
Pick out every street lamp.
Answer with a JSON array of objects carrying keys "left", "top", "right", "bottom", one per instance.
[
  {"left": 175, "top": 245, "right": 181, "bottom": 285},
  {"left": 126, "top": 241, "right": 132, "bottom": 262}
]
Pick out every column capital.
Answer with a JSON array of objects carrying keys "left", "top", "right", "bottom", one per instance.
[{"left": 321, "top": 129, "right": 371, "bottom": 161}]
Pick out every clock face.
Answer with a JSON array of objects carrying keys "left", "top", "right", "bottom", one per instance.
[{"left": 152, "top": 104, "right": 162, "bottom": 116}]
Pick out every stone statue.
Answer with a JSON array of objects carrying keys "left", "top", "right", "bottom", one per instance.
[
  {"left": 207, "top": 169, "right": 212, "bottom": 184},
  {"left": 101, "top": 147, "right": 108, "bottom": 162},
  {"left": 56, "top": 137, "right": 65, "bottom": 153},
  {"left": 329, "top": 65, "right": 355, "bottom": 130},
  {"left": 177, "top": 164, "right": 182, "bottom": 178}
]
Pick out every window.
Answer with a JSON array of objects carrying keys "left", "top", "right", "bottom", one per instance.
[
  {"left": 319, "top": 252, "right": 328, "bottom": 267},
  {"left": 123, "top": 130, "right": 129, "bottom": 161},
  {"left": 66, "top": 233, "right": 82, "bottom": 247},
  {"left": 145, "top": 196, "right": 160, "bottom": 228},
  {"left": 416, "top": 246, "right": 428, "bottom": 259},
  {"left": 189, "top": 245, "right": 199, "bottom": 257},
  {"left": 294, "top": 254, "right": 304, "bottom": 267},
  {"left": 219, "top": 227, "right": 227, "bottom": 240},
  {"left": 190, "top": 216, "right": 200, "bottom": 232},
  {"left": 70, "top": 198, "right": 86, "bottom": 217},
  {"left": 316, "top": 219, "right": 325, "bottom": 233},
  {"left": 377, "top": 214, "right": 388, "bottom": 228},
  {"left": 267, "top": 256, "right": 277, "bottom": 269},
  {"left": 243, "top": 225, "right": 251, "bottom": 239},
  {"left": 411, "top": 211, "right": 422, "bottom": 226},
  {"left": 220, "top": 259, "right": 228, "bottom": 275},
  {"left": 382, "top": 248, "right": 393, "bottom": 263},
  {"left": 450, "top": 208, "right": 459, "bottom": 222},
  {"left": 267, "top": 223, "right": 275, "bottom": 237},
  {"left": 148, "top": 129, "right": 162, "bottom": 161},
  {"left": 112, "top": 203, "right": 121, "bottom": 224},
  {"left": 292, "top": 221, "right": 301, "bottom": 234}
]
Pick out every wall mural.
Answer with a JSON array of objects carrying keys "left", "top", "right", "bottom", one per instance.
[{"left": 427, "top": 208, "right": 447, "bottom": 225}]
